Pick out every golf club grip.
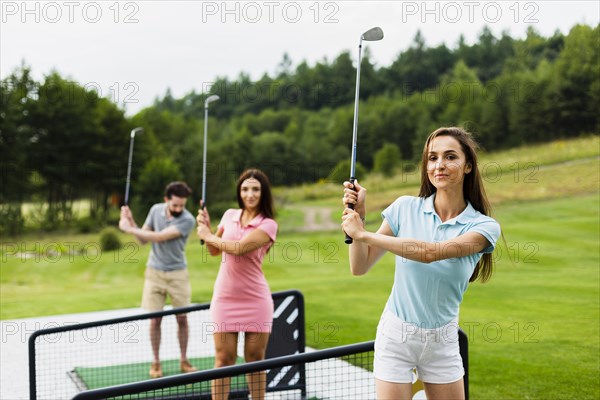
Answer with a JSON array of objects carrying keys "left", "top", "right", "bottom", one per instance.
[
  {"left": 200, "top": 203, "right": 205, "bottom": 245},
  {"left": 344, "top": 178, "right": 357, "bottom": 245},
  {"left": 344, "top": 202, "right": 355, "bottom": 244}
]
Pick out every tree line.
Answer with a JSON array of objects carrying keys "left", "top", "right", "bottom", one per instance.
[{"left": 1, "top": 24, "right": 598, "bottom": 234}]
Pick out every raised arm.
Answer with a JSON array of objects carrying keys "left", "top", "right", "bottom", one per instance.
[
  {"left": 196, "top": 206, "right": 223, "bottom": 256},
  {"left": 125, "top": 225, "right": 182, "bottom": 243},
  {"left": 198, "top": 224, "right": 272, "bottom": 256},
  {"left": 342, "top": 179, "right": 390, "bottom": 275},
  {"left": 343, "top": 208, "right": 490, "bottom": 264},
  {"left": 347, "top": 217, "right": 394, "bottom": 275},
  {"left": 119, "top": 205, "right": 183, "bottom": 244}
]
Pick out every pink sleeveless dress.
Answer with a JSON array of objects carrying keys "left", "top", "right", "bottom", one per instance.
[{"left": 210, "top": 209, "right": 278, "bottom": 333}]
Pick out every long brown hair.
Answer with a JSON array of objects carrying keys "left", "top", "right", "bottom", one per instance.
[
  {"left": 236, "top": 168, "right": 275, "bottom": 220},
  {"left": 418, "top": 127, "right": 494, "bottom": 282}
]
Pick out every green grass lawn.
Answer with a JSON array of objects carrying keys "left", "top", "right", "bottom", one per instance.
[
  {"left": 2, "top": 194, "right": 598, "bottom": 398},
  {"left": 1, "top": 136, "right": 599, "bottom": 399}
]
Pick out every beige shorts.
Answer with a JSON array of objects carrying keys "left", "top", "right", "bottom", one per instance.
[{"left": 141, "top": 267, "right": 191, "bottom": 311}]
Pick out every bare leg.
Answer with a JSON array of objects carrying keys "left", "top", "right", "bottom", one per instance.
[
  {"left": 150, "top": 317, "right": 162, "bottom": 363},
  {"left": 423, "top": 379, "right": 465, "bottom": 400},
  {"left": 244, "top": 332, "right": 270, "bottom": 400},
  {"left": 149, "top": 317, "right": 163, "bottom": 378},
  {"left": 212, "top": 332, "right": 238, "bottom": 400},
  {"left": 176, "top": 314, "right": 197, "bottom": 372},
  {"left": 375, "top": 378, "right": 413, "bottom": 400},
  {"left": 176, "top": 314, "right": 189, "bottom": 361}
]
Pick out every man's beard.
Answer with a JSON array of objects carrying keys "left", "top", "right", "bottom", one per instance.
[{"left": 170, "top": 209, "right": 183, "bottom": 218}]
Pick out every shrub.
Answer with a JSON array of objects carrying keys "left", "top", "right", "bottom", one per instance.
[
  {"left": 374, "top": 143, "right": 402, "bottom": 177},
  {"left": 327, "top": 159, "right": 368, "bottom": 184},
  {"left": 76, "top": 216, "right": 99, "bottom": 233},
  {"left": 0, "top": 204, "right": 25, "bottom": 236},
  {"left": 99, "top": 227, "right": 122, "bottom": 252}
]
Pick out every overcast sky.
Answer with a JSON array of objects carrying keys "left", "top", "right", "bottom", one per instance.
[{"left": 2, "top": 1, "right": 598, "bottom": 115}]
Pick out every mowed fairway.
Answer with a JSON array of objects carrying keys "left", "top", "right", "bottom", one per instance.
[
  {"left": 1, "top": 137, "right": 599, "bottom": 399},
  {"left": 460, "top": 194, "right": 599, "bottom": 399}
]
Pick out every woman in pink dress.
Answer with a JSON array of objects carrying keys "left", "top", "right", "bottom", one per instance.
[{"left": 196, "top": 168, "right": 277, "bottom": 400}]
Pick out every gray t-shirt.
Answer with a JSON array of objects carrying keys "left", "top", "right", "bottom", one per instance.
[{"left": 143, "top": 203, "right": 195, "bottom": 271}]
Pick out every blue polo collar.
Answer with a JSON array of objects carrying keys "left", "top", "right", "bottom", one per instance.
[{"left": 423, "top": 193, "right": 478, "bottom": 225}]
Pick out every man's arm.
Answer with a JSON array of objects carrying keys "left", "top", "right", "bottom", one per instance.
[
  {"left": 124, "top": 225, "right": 182, "bottom": 243},
  {"left": 119, "top": 206, "right": 182, "bottom": 244},
  {"left": 119, "top": 206, "right": 149, "bottom": 245}
]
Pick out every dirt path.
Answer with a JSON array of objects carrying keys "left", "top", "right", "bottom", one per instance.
[{"left": 297, "top": 207, "right": 339, "bottom": 232}]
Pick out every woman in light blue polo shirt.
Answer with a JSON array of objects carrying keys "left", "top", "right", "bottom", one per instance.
[{"left": 342, "top": 127, "right": 501, "bottom": 400}]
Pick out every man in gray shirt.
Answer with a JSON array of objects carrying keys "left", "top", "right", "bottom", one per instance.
[{"left": 119, "top": 181, "right": 197, "bottom": 378}]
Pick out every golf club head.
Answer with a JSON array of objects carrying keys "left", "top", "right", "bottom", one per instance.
[
  {"left": 362, "top": 27, "right": 384, "bottom": 41},
  {"left": 130, "top": 127, "right": 144, "bottom": 138},
  {"left": 205, "top": 95, "right": 220, "bottom": 107}
]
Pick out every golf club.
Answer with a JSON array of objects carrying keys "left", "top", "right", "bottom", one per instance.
[
  {"left": 345, "top": 27, "right": 384, "bottom": 244},
  {"left": 200, "top": 95, "right": 220, "bottom": 245},
  {"left": 124, "top": 127, "right": 144, "bottom": 206}
]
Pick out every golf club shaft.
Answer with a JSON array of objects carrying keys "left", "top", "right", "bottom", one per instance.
[
  {"left": 345, "top": 39, "right": 364, "bottom": 245},
  {"left": 200, "top": 106, "right": 209, "bottom": 245},
  {"left": 350, "top": 41, "right": 363, "bottom": 180},
  {"left": 202, "top": 106, "right": 209, "bottom": 210},
  {"left": 199, "top": 96, "right": 221, "bottom": 245},
  {"left": 124, "top": 134, "right": 135, "bottom": 205}
]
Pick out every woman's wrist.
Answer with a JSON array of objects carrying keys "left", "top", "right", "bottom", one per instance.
[{"left": 355, "top": 227, "right": 369, "bottom": 242}]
